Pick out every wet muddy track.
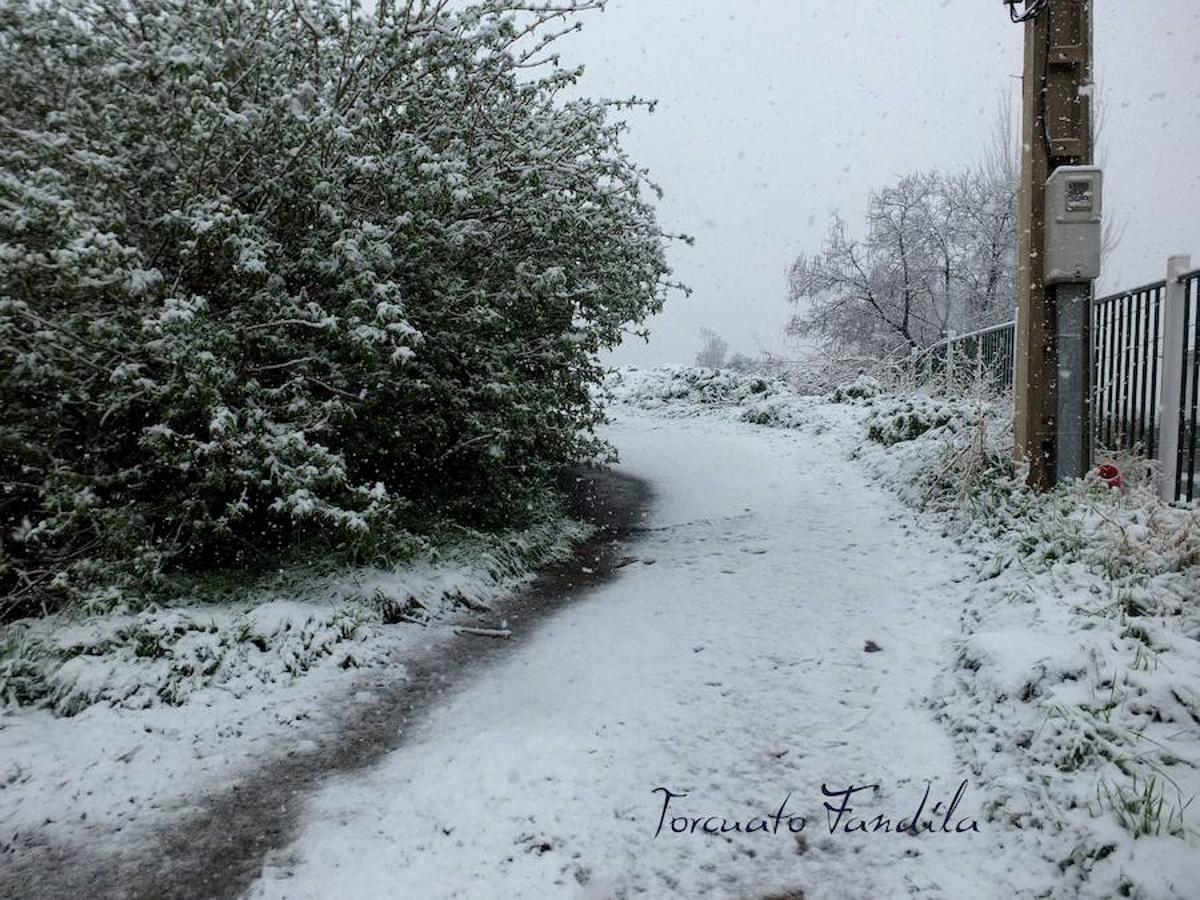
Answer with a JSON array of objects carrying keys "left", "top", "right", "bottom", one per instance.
[{"left": 2, "top": 466, "right": 651, "bottom": 900}]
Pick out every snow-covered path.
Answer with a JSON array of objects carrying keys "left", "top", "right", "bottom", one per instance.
[{"left": 247, "top": 410, "right": 1045, "bottom": 899}]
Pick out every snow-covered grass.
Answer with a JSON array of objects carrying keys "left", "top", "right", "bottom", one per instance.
[
  {"left": 1, "top": 515, "right": 590, "bottom": 716},
  {"left": 609, "top": 364, "right": 1200, "bottom": 897},
  {"left": 852, "top": 391, "right": 1200, "bottom": 890},
  {"left": 0, "top": 511, "right": 590, "bottom": 847}
]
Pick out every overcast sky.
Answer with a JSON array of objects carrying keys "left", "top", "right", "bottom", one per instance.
[{"left": 555, "top": 0, "right": 1200, "bottom": 366}]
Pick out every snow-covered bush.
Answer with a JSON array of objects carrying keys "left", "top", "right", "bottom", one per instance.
[
  {"left": 605, "top": 365, "right": 777, "bottom": 410},
  {"left": 828, "top": 373, "right": 884, "bottom": 404},
  {"left": 864, "top": 395, "right": 975, "bottom": 446},
  {"left": 0, "top": 1, "right": 673, "bottom": 612},
  {"left": 737, "top": 396, "right": 813, "bottom": 429}
]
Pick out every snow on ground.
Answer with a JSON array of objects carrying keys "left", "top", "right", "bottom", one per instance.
[
  {"left": 609, "top": 366, "right": 1200, "bottom": 898},
  {"left": 6, "top": 365, "right": 1197, "bottom": 898},
  {"left": 246, "top": 404, "right": 1051, "bottom": 899},
  {"left": 0, "top": 520, "right": 589, "bottom": 853}
]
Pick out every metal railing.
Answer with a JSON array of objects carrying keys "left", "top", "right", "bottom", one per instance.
[
  {"left": 1092, "top": 280, "right": 1165, "bottom": 456},
  {"left": 902, "top": 266, "right": 1200, "bottom": 503},
  {"left": 909, "top": 321, "right": 1016, "bottom": 392}
]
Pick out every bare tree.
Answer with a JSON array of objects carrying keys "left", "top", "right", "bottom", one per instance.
[
  {"left": 1091, "top": 80, "right": 1129, "bottom": 274},
  {"left": 788, "top": 86, "right": 1129, "bottom": 358},
  {"left": 788, "top": 101, "right": 1020, "bottom": 356},
  {"left": 695, "top": 328, "right": 729, "bottom": 368},
  {"left": 951, "top": 95, "right": 1019, "bottom": 331},
  {"left": 788, "top": 174, "right": 949, "bottom": 355}
]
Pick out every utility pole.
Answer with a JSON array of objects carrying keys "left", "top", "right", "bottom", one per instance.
[{"left": 1012, "top": 0, "right": 1095, "bottom": 488}]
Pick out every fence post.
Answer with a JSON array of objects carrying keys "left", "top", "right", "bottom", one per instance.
[
  {"left": 1158, "top": 254, "right": 1192, "bottom": 502},
  {"left": 946, "top": 330, "right": 956, "bottom": 391},
  {"left": 1012, "top": 306, "right": 1020, "bottom": 397}
]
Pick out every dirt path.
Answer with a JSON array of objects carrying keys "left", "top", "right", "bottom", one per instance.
[
  {"left": 0, "top": 467, "right": 651, "bottom": 900},
  {"left": 237, "top": 412, "right": 1026, "bottom": 899}
]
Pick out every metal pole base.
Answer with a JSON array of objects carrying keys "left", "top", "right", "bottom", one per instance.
[{"left": 1054, "top": 281, "right": 1091, "bottom": 483}]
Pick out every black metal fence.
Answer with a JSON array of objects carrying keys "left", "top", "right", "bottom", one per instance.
[
  {"left": 1093, "top": 268, "right": 1200, "bottom": 503},
  {"left": 1092, "top": 281, "right": 1164, "bottom": 455},
  {"left": 906, "top": 268, "right": 1200, "bottom": 503}
]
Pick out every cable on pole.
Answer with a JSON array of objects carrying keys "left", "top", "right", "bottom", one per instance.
[{"left": 1005, "top": 0, "right": 1050, "bottom": 23}]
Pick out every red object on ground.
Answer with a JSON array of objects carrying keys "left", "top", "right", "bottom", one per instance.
[{"left": 1097, "top": 463, "right": 1123, "bottom": 488}]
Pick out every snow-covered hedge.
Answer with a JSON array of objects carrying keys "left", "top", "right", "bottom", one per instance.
[{"left": 0, "top": 1, "right": 672, "bottom": 612}]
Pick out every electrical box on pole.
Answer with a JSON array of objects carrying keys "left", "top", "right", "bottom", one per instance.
[
  {"left": 1045, "top": 166, "right": 1102, "bottom": 284},
  {"left": 1045, "top": 166, "right": 1102, "bottom": 481}
]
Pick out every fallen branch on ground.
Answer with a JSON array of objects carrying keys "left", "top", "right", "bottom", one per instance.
[{"left": 454, "top": 627, "right": 512, "bottom": 639}]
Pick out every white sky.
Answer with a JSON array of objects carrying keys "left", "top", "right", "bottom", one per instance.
[{"left": 555, "top": 0, "right": 1200, "bottom": 366}]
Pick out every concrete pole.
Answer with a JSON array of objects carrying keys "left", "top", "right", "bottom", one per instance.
[
  {"left": 1158, "top": 254, "right": 1192, "bottom": 503},
  {"left": 1014, "top": 0, "right": 1093, "bottom": 489}
]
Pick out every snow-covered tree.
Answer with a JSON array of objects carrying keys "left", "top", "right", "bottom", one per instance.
[
  {"left": 787, "top": 165, "right": 1017, "bottom": 357},
  {"left": 788, "top": 100, "right": 1020, "bottom": 358},
  {"left": 0, "top": 0, "right": 675, "bottom": 613}
]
